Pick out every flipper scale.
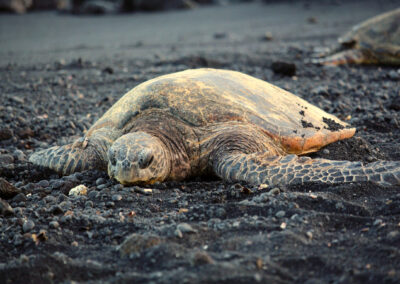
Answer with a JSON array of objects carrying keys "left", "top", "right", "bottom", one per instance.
[{"left": 29, "top": 142, "right": 105, "bottom": 175}]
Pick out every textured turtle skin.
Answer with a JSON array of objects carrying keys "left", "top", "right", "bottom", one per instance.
[
  {"left": 318, "top": 8, "right": 400, "bottom": 66},
  {"left": 30, "top": 68, "right": 400, "bottom": 186}
]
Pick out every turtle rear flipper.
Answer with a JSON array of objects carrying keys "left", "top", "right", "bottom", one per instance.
[
  {"left": 213, "top": 152, "right": 400, "bottom": 186},
  {"left": 29, "top": 140, "right": 106, "bottom": 175}
]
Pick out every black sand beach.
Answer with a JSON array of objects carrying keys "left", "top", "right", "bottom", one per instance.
[{"left": 1, "top": 1, "right": 400, "bottom": 283}]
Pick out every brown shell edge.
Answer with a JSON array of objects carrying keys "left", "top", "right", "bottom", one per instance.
[{"left": 279, "top": 127, "right": 356, "bottom": 154}]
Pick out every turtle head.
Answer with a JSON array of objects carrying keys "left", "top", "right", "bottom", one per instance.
[{"left": 107, "top": 132, "right": 171, "bottom": 185}]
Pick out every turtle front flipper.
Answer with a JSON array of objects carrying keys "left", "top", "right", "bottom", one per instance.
[
  {"left": 29, "top": 137, "right": 107, "bottom": 175},
  {"left": 313, "top": 49, "right": 368, "bottom": 66},
  {"left": 213, "top": 152, "right": 400, "bottom": 186}
]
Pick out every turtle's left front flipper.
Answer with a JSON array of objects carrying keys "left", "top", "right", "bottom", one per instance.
[{"left": 213, "top": 152, "right": 400, "bottom": 186}]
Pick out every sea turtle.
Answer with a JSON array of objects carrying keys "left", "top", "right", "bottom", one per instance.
[
  {"left": 29, "top": 68, "right": 400, "bottom": 186},
  {"left": 315, "top": 8, "right": 400, "bottom": 65}
]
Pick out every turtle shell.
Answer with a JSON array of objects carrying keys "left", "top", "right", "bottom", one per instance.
[
  {"left": 339, "top": 8, "right": 400, "bottom": 59},
  {"left": 89, "top": 68, "right": 355, "bottom": 154}
]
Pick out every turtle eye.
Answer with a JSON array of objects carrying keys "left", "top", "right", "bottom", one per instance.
[{"left": 138, "top": 154, "right": 154, "bottom": 169}]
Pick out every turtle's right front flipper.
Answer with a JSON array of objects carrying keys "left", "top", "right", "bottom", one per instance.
[
  {"left": 213, "top": 152, "right": 400, "bottom": 187},
  {"left": 29, "top": 138, "right": 106, "bottom": 175},
  {"left": 312, "top": 49, "right": 368, "bottom": 66}
]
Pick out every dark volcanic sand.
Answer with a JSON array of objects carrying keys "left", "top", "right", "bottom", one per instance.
[{"left": 1, "top": 1, "right": 400, "bottom": 283}]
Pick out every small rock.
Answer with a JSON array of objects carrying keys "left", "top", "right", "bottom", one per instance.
[
  {"left": 12, "top": 193, "right": 26, "bottom": 203},
  {"left": 112, "top": 184, "right": 123, "bottom": 191},
  {"left": 0, "top": 128, "right": 13, "bottom": 141},
  {"left": 388, "top": 70, "right": 399, "bottom": 80},
  {"left": 389, "top": 95, "right": 400, "bottom": 111},
  {"left": 254, "top": 192, "right": 270, "bottom": 203},
  {"left": 44, "top": 195, "right": 56, "bottom": 204},
  {"left": 311, "top": 85, "right": 329, "bottom": 97},
  {"left": 0, "top": 198, "right": 14, "bottom": 216},
  {"left": 91, "top": 215, "right": 106, "bottom": 224},
  {"left": 95, "top": 178, "right": 106, "bottom": 186},
  {"left": 50, "top": 205, "right": 64, "bottom": 215},
  {"left": 262, "top": 31, "right": 273, "bottom": 41},
  {"left": 275, "top": 210, "right": 286, "bottom": 218},
  {"left": 229, "top": 183, "right": 243, "bottom": 198},
  {"left": 387, "top": 230, "right": 399, "bottom": 240},
  {"left": 367, "top": 156, "right": 374, "bottom": 162},
  {"left": 49, "top": 221, "right": 60, "bottom": 229},
  {"left": 118, "top": 233, "right": 161, "bottom": 256},
  {"left": 88, "top": 191, "right": 100, "bottom": 199},
  {"left": 214, "top": 32, "right": 227, "bottom": 39},
  {"left": 85, "top": 200, "right": 94, "bottom": 208},
  {"left": 192, "top": 251, "right": 214, "bottom": 265},
  {"left": 17, "top": 127, "right": 34, "bottom": 139},
  {"left": 271, "top": 61, "right": 296, "bottom": 76},
  {"left": 68, "top": 184, "right": 88, "bottom": 196},
  {"left": 134, "top": 187, "right": 153, "bottom": 195},
  {"left": 307, "top": 16, "right": 317, "bottom": 24},
  {"left": 0, "top": 127, "right": 13, "bottom": 141},
  {"left": 37, "top": 230, "right": 48, "bottom": 242},
  {"left": 215, "top": 207, "right": 226, "bottom": 218},
  {"left": 106, "top": 201, "right": 115, "bottom": 207},
  {"left": 0, "top": 154, "right": 14, "bottom": 165},
  {"left": 19, "top": 254, "right": 29, "bottom": 262},
  {"left": 268, "top": 187, "right": 280, "bottom": 195},
  {"left": 258, "top": 184, "right": 268, "bottom": 190},
  {"left": 13, "top": 150, "right": 26, "bottom": 161},
  {"left": 23, "top": 219, "right": 35, "bottom": 232},
  {"left": 50, "top": 180, "right": 64, "bottom": 190},
  {"left": 57, "top": 193, "right": 68, "bottom": 203},
  {"left": 290, "top": 214, "right": 300, "bottom": 221},
  {"left": 373, "top": 219, "right": 383, "bottom": 226},
  {"left": 97, "top": 184, "right": 107, "bottom": 190},
  {"left": 102, "top": 67, "right": 114, "bottom": 74},
  {"left": 59, "top": 180, "right": 80, "bottom": 195},
  {"left": 59, "top": 201, "right": 72, "bottom": 210},
  {"left": 112, "top": 194, "right": 122, "bottom": 201},
  {"left": 37, "top": 180, "right": 50, "bottom": 188},
  {"left": 335, "top": 202, "right": 345, "bottom": 210},
  {"left": 177, "top": 223, "right": 197, "bottom": 234},
  {"left": 14, "top": 181, "right": 23, "bottom": 188},
  {"left": 78, "top": 0, "right": 118, "bottom": 14},
  {"left": 13, "top": 233, "right": 23, "bottom": 245}
]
